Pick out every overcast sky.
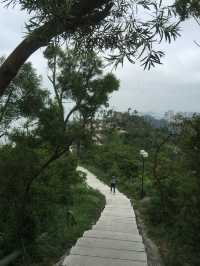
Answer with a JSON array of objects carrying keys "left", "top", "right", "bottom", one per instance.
[{"left": 0, "top": 4, "right": 200, "bottom": 115}]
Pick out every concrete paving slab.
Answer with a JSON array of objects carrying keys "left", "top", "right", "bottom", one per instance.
[
  {"left": 83, "top": 229, "right": 143, "bottom": 242},
  {"left": 102, "top": 213, "right": 135, "bottom": 218},
  {"left": 105, "top": 208, "right": 133, "bottom": 211},
  {"left": 104, "top": 207, "right": 134, "bottom": 211},
  {"left": 103, "top": 209, "right": 135, "bottom": 215},
  {"left": 93, "top": 224, "right": 139, "bottom": 234},
  {"left": 98, "top": 216, "right": 135, "bottom": 222},
  {"left": 63, "top": 255, "right": 148, "bottom": 266},
  {"left": 96, "top": 220, "right": 138, "bottom": 228},
  {"left": 71, "top": 246, "right": 147, "bottom": 262},
  {"left": 76, "top": 237, "right": 145, "bottom": 252}
]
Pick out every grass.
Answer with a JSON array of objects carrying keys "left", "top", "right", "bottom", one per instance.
[{"left": 30, "top": 182, "right": 105, "bottom": 266}]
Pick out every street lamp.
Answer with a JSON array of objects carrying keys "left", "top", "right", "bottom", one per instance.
[{"left": 139, "top": 150, "right": 148, "bottom": 199}]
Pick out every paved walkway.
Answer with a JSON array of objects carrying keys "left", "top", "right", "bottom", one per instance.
[{"left": 63, "top": 167, "right": 148, "bottom": 266}]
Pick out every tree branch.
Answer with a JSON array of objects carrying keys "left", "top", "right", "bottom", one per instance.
[
  {"left": 64, "top": 102, "right": 81, "bottom": 126},
  {"left": 0, "top": 1, "right": 113, "bottom": 97},
  {"left": 0, "top": 250, "right": 21, "bottom": 266}
]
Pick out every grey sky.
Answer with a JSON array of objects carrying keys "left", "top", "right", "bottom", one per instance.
[{"left": 0, "top": 4, "right": 200, "bottom": 115}]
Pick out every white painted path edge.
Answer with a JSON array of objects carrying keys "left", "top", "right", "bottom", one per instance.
[{"left": 63, "top": 167, "right": 148, "bottom": 266}]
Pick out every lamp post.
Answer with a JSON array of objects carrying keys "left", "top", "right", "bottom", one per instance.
[{"left": 139, "top": 150, "right": 148, "bottom": 199}]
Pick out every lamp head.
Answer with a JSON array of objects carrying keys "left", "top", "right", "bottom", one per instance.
[{"left": 140, "top": 150, "right": 148, "bottom": 158}]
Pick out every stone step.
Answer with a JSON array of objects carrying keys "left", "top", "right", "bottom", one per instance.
[
  {"left": 83, "top": 229, "right": 143, "bottom": 242},
  {"left": 76, "top": 237, "right": 145, "bottom": 252},
  {"left": 98, "top": 216, "right": 135, "bottom": 222},
  {"left": 93, "top": 224, "right": 139, "bottom": 234},
  {"left": 102, "top": 212, "right": 135, "bottom": 218},
  {"left": 96, "top": 220, "right": 138, "bottom": 228},
  {"left": 63, "top": 254, "right": 148, "bottom": 266},
  {"left": 70, "top": 246, "right": 147, "bottom": 262}
]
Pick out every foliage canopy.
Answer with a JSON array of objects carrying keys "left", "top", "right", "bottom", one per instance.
[{"left": 0, "top": 0, "right": 188, "bottom": 97}]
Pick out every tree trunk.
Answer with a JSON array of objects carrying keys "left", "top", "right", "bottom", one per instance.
[
  {"left": 0, "top": 20, "right": 62, "bottom": 96},
  {"left": 152, "top": 135, "right": 172, "bottom": 218}
]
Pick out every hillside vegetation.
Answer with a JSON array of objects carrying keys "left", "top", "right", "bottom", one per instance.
[
  {"left": 82, "top": 110, "right": 200, "bottom": 266},
  {"left": 0, "top": 48, "right": 115, "bottom": 265}
]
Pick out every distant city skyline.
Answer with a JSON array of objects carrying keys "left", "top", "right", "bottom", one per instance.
[
  {"left": 120, "top": 109, "right": 197, "bottom": 119},
  {"left": 108, "top": 108, "right": 197, "bottom": 118}
]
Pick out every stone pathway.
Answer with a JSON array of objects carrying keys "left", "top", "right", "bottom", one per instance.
[{"left": 63, "top": 167, "right": 148, "bottom": 266}]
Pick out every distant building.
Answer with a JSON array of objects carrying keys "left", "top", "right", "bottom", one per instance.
[
  {"left": 164, "top": 111, "right": 196, "bottom": 123},
  {"left": 164, "top": 110, "right": 175, "bottom": 123}
]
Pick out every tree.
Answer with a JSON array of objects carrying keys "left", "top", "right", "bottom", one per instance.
[
  {"left": 175, "top": 0, "right": 200, "bottom": 20},
  {"left": 43, "top": 44, "right": 119, "bottom": 141},
  {"left": 18, "top": 47, "right": 119, "bottom": 223},
  {"left": 0, "top": 0, "right": 182, "bottom": 96},
  {"left": 0, "top": 58, "right": 48, "bottom": 139},
  {"left": 0, "top": 48, "right": 118, "bottom": 264},
  {"left": 0, "top": 62, "right": 50, "bottom": 264}
]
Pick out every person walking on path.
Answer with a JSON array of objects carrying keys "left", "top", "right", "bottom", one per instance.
[{"left": 110, "top": 176, "right": 117, "bottom": 193}]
